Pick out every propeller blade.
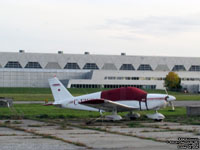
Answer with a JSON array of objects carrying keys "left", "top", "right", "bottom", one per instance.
[{"left": 169, "top": 101, "right": 175, "bottom": 111}]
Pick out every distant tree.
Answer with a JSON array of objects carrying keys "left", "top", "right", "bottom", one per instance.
[{"left": 164, "top": 72, "right": 181, "bottom": 90}]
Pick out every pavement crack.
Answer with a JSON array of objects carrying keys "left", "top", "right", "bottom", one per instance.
[{"left": 0, "top": 122, "right": 92, "bottom": 149}]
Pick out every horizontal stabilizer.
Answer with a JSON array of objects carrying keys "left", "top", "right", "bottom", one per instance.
[{"left": 43, "top": 103, "right": 53, "bottom": 106}]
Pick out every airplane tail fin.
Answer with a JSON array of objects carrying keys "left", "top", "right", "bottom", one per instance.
[{"left": 48, "top": 77, "right": 73, "bottom": 104}]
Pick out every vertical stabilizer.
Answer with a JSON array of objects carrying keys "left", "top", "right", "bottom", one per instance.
[{"left": 48, "top": 77, "right": 73, "bottom": 103}]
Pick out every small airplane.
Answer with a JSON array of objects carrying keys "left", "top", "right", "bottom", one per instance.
[{"left": 47, "top": 77, "right": 176, "bottom": 121}]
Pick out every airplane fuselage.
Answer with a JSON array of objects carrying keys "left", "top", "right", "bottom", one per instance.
[{"left": 56, "top": 92, "right": 168, "bottom": 112}]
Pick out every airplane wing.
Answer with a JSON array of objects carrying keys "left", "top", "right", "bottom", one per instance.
[{"left": 79, "top": 99, "right": 138, "bottom": 112}]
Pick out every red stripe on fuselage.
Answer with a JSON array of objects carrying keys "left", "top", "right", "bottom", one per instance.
[{"left": 147, "top": 97, "right": 165, "bottom": 100}]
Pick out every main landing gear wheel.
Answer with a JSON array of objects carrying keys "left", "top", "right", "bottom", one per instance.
[
  {"left": 105, "top": 109, "right": 122, "bottom": 121},
  {"left": 146, "top": 110, "right": 165, "bottom": 121},
  {"left": 126, "top": 112, "right": 140, "bottom": 120}
]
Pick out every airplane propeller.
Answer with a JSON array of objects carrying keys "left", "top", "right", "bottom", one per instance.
[
  {"left": 169, "top": 101, "right": 175, "bottom": 111},
  {"left": 165, "top": 88, "right": 175, "bottom": 111}
]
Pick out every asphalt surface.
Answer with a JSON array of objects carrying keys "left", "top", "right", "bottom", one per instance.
[
  {"left": 174, "top": 101, "right": 200, "bottom": 107},
  {"left": 0, "top": 120, "right": 182, "bottom": 150},
  {"left": 2, "top": 101, "right": 200, "bottom": 150}
]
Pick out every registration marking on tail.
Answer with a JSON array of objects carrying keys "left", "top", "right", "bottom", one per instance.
[{"left": 53, "top": 84, "right": 60, "bottom": 86}]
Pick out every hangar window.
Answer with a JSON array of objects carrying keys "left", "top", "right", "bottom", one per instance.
[
  {"left": 25, "top": 62, "right": 42, "bottom": 69},
  {"left": 189, "top": 65, "right": 200, "bottom": 72},
  {"left": 102, "top": 63, "right": 117, "bottom": 70},
  {"left": 172, "top": 65, "right": 186, "bottom": 71},
  {"left": 45, "top": 62, "right": 61, "bottom": 69},
  {"left": 120, "top": 64, "right": 135, "bottom": 70},
  {"left": 71, "top": 84, "right": 101, "bottom": 88},
  {"left": 64, "top": 63, "right": 80, "bottom": 69},
  {"left": 137, "top": 64, "right": 153, "bottom": 71},
  {"left": 103, "top": 84, "right": 156, "bottom": 89},
  {"left": 155, "top": 64, "right": 170, "bottom": 71},
  {"left": 5, "top": 61, "right": 22, "bottom": 68},
  {"left": 83, "top": 63, "right": 99, "bottom": 70}
]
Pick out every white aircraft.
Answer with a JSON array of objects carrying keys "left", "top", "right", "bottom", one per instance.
[{"left": 47, "top": 77, "right": 176, "bottom": 121}]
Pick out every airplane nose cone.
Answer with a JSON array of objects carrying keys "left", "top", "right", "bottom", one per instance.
[{"left": 168, "top": 95, "right": 176, "bottom": 101}]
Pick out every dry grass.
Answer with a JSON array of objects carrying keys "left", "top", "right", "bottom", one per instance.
[{"left": 28, "top": 124, "right": 43, "bottom": 127}]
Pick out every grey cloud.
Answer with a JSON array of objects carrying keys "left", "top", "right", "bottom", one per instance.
[
  {"left": 100, "top": 14, "right": 200, "bottom": 38},
  {"left": 111, "top": 35, "right": 143, "bottom": 41}
]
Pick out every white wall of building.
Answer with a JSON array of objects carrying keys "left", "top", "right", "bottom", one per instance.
[{"left": 0, "top": 51, "right": 200, "bottom": 89}]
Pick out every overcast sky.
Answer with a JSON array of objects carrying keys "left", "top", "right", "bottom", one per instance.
[{"left": 1, "top": 0, "right": 200, "bottom": 57}]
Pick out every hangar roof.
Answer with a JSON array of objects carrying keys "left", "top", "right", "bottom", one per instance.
[{"left": 0, "top": 51, "right": 200, "bottom": 71}]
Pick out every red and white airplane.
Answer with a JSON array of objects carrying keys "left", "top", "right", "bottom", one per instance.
[{"left": 48, "top": 77, "right": 176, "bottom": 121}]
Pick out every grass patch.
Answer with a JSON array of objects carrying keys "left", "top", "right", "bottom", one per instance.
[
  {"left": 0, "top": 94, "right": 53, "bottom": 101},
  {"left": 4, "top": 120, "right": 11, "bottom": 124},
  {"left": 57, "top": 122, "right": 74, "bottom": 130},
  {"left": 0, "top": 104, "right": 193, "bottom": 125},
  {"left": 0, "top": 87, "right": 200, "bottom": 101},
  {"left": 140, "top": 129, "right": 172, "bottom": 132},
  {"left": 57, "top": 126, "right": 73, "bottom": 130},
  {"left": 12, "top": 120, "right": 22, "bottom": 124},
  {"left": 134, "top": 106, "right": 187, "bottom": 117},
  {"left": 0, "top": 103, "right": 200, "bottom": 126},
  {"left": 174, "top": 95, "right": 200, "bottom": 101},
  {"left": 127, "top": 122, "right": 145, "bottom": 128},
  {"left": 0, "top": 104, "right": 100, "bottom": 119},
  {"left": 28, "top": 124, "right": 42, "bottom": 127}
]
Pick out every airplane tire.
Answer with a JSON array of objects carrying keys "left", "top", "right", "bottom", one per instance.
[{"left": 154, "top": 119, "right": 163, "bottom": 122}]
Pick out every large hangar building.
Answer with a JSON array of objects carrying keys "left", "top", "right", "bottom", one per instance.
[{"left": 0, "top": 51, "right": 200, "bottom": 90}]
